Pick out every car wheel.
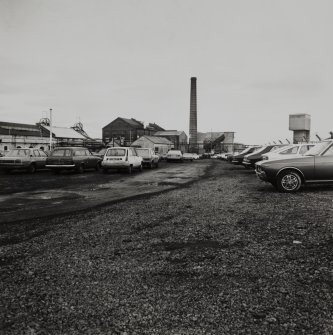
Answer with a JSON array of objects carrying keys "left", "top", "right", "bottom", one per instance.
[
  {"left": 102, "top": 168, "right": 109, "bottom": 174},
  {"left": 277, "top": 170, "right": 302, "bottom": 193},
  {"left": 155, "top": 161, "right": 159, "bottom": 168},
  {"left": 95, "top": 162, "right": 101, "bottom": 171},
  {"left": 28, "top": 164, "right": 36, "bottom": 174},
  {"left": 76, "top": 164, "right": 84, "bottom": 174},
  {"left": 127, "top": 165, "right": 132, "bottom": 174},
  {"left": 138, "top": 164, "right": 143, "bottom": 172},
  {"left": 149, "top": 162, "right": 153, "bottom": 169}
]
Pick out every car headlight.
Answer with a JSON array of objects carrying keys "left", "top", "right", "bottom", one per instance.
[{"left": 262, "top": 156, "right": 268, "bottom": 160}]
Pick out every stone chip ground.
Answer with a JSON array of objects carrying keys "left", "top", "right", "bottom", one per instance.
[{"left": 0, "top": 160, "right": 332, "bottom": 334}]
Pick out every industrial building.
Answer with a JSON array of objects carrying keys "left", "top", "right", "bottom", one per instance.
[
  {"left": 153, "top": 130, "right": 188, "bottom": 152},
  {"left": 102, "top": 117, "right": 165, "bottom": 146},
  {"left": 131, "top": 136, "right": 173, "bottom": 155}
]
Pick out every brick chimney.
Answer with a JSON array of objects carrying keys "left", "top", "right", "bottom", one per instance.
[{"left": 189, "top": 77, "right": 198, "bottom": 151}]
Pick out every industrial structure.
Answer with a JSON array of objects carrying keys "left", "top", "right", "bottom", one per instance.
[
  {"left": 131, "top": 136, "right": 173, "bottom": 155},
  {"left": 189, "top": 77, "right": 198, "bottom": 152},
  {"left": 289, "top": 114, "right": 311, "bottom": 143}
]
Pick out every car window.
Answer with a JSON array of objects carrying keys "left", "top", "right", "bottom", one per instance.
[
  {"left": 39, "top": 151, "right": 47, "bottom": 157},
  {"left": 85, "top": 150, "right": 91, "bottom": 156},
  {"left": 51, "top": 149, "right": 72, "bottom": 157},
  {"left": 33, "top": 150, "right": 40, "bottom": 157},
  {"left": 74, "top": 149, "right": 86, "bottom": 156},
  {"left": 299, "top": 145, "right": 309, "bottom": 155},
  {"left": 323, "top": 144, "right": 333, "bottom": 156},
  {"left": 106, "top": 148, "right": 126, "bottom": 156},
  {"left": 280, "top": 146, "right": 298, "bottom": 155}
]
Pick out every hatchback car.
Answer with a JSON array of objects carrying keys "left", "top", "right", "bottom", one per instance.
[
  {"left": 136, "top": 148, "right": 159, "bottom": 168},
  {"left": 166, "top": 150, "right": 183, "bottom": 162},
  {"left": 0, "top": 148, "right": 48, "bottom": 173},
  {"left": 102, "top": 147, "right": 143, "bottom": 173},
  {"left": 261, "top": 143, "right": 315, "bottom": 161},
  {"left": 255, "top": 140, "right": 333, "bottom": 192},
  {"left": 46, "top": 147, "right": 102, "bottom": 173},
  {"left": 242, "top": 145, "right": 286, "bottom": 168},
  {"left": 231, "top": 146, "right": 260, "bottom": 165}
]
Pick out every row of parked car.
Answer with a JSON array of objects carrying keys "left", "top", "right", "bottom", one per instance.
[
  {"left": 222, "top": 140, "right": 333, "bottom": 192},
  {"left": 0, "top": 147, "right": 198, "bottom": 174}
]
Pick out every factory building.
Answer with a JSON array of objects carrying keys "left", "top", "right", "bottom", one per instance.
[
  {"left": 102, "top": 117, "right": 165, "bottom": 146},
  {"left": 153, "top": 130, "right": 188, "bottom": 152},
  {"left": 131, "top": 136, "right": 173, "bottom": 155}
]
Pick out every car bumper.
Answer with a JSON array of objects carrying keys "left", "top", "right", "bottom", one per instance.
[
  {"left": 232, "top": 159, "right": 243, "bottom": 164},
  {"left": 0, "top": 163, "right": 27, "bottom": 169},
  {"left": 102, "top": 161, "right": 129, "bottom": 168},
  {"left": 46, "top": 164, "right": 75, "bottom": 169}
]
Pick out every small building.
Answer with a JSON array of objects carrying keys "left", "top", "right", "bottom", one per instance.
[
  {"left": 289, "top": 114, "right": 311, "bottom": 143},
  {"left": 153, "top": 130, "right": 188, "bottom": 152},
  {"left": 131, "top": 136, "right": 173, "bottom": 155},
  {"left": 0, "top": 121, "right": 50, "bottom": 151}
]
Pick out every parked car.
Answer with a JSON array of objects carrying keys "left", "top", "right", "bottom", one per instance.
[
  {"left": 255, "top": 140, "right": 333, "bottom": 192},
  {"left": 182, "top": 153, "right": 195, "bottom": 161},
  {"left": 261, "top": 143, "right": 315, "bottom": 161},
  {"left": 136, "top": 148, "right": 159, "bottom": 168},
  {"left": 231, "top": 146, "right": 260, "bottom": 165},
  {"left": 192, "top": 153, "right": 200, "bottom": 160},
  {"left": 92, "top": 148, "right": 108, "bottom": 158},
  {"left": 102, "top": 147, "right": 143, "bottom": 173},
  {"left": 242, "top": 145, "right": 286, "bottom": 168},
  {"left": 0, "top": 148, "right": 48, "bottom": 173},
  {"left": 166, "top": 150, "right": 183, "bottom": 162},
  {"left": 46, "top": 147, "right": 102, "bottom": 173}
]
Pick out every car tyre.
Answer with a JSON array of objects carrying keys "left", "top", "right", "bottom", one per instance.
[
  {"left": 76, "top": 164, "right": 84, "bottom": 174},
  {"left": 95, "top": 162, "right": 101, "bottom": 171},
  {"left": 28, "top": 164, "right": 36, "bottom": 174},
  {"left": 127, "top": 165, "right": 132, "bottom": 174},
  {"left": 155, "top": 161, "right": 159, "bottom": 168},
  {"left": 277, "top": 170, "right": 302, "bottom": 193},
  {"left": 102, "top": 168, "right": 109, "bottom": 174},
  {"left": 138, "top": 164, "right": 143, "bottom": 172}
]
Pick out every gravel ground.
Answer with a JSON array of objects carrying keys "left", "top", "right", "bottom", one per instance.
[{"left": 1, "top": 160, "right": 332, "bottom": 334}]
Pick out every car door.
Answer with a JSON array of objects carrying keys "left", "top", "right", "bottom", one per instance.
[
  {"left": 38, "top": 150, "right": 48, "bottom": 168},
  {"left": 33, "top": 150, "right": 42, "bottom": 168},
  {"left": 85, "top": 149, "right": 95, "bottom": 168},
  {"left": 314, "top": 144, "right": 333, "bottom": 180}
]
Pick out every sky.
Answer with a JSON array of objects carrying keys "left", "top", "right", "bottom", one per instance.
[{"left": 1, "top": 0, "right": 332, "bottom": 144}]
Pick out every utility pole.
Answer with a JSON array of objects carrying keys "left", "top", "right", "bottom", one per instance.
[{"left": 49, "top": 108, "right": 53, "bottom": 150}]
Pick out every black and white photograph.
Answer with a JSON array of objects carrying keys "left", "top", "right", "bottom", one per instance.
[{"left": 0, "top": 0, "right": 332, "bottom": 334}]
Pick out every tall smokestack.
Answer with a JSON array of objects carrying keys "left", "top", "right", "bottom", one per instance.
[{"left": 189, "top": 77, "right": 198, "bottom": 151}]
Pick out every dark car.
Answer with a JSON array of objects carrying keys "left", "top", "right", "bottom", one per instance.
[
  {"left": 231, "top": 146, "right": 260, "bottom": 165},
  {"left": 46, "top": 147, "right": 102, "bottom": 173},
  {"left": 242, "top": 145, "right": 285, "bottom": 168},
  {"left": 0, "top": 148, "right": 48, "bottom": 173},
  {"left": 255, "top": 140, "right": 333, "bottom": 192}
]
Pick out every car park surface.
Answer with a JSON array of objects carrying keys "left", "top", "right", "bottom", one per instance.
[{"left": 0, "top": 159, "right": 331, "bottom": 334}]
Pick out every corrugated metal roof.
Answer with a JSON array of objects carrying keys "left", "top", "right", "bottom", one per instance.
[
  {"left": 42, "top": 125, "right": 86, "bottom": 139},
  {"left": 133, "top": 136, "right": 173, "bottom": 145},
  {"left": 154, "top": 130, "right": 184, "bottom": 136},
  {"left": 119, "top": 118, "right": 144, "bottom": 128},
  {"left": 0, "top": 121, "right": 42, "bottom": 136}
]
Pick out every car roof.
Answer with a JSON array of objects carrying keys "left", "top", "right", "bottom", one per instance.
[{"left": 53, "top": 147, "right": 88, "bottom": 150}]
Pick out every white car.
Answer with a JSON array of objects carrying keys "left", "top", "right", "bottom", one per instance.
[
  {"left": 182, "top": 153, "right": 195, "bottom": 161},
  {"left": 261, "top": 143, "right": 315, "bottom": 161},
  {"left": 166, "top": 150, "right": 183, "bottom": 161},
  {"left": 102, "top": 147, "right": 143, "bottom": 173}
]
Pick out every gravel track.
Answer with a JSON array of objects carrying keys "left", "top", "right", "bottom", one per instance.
[{"left": 1, "top": 160, "right": 332, "bottom": 334}]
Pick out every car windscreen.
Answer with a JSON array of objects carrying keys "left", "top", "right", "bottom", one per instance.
[
  {"left": 51, "top": 149, "right": 72, "bottom": 157},
  {"left": 136, "top": 149, "right": 150, "bottom": 157},
  {"left": 106, "top": 148, "right": 126, "bottom": 157},
  {"left": 305, "top": 142, "right": 331, "bottom": 156},
  {"left": 5, "top": 149, "right": 30, "bottom": 157}
]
